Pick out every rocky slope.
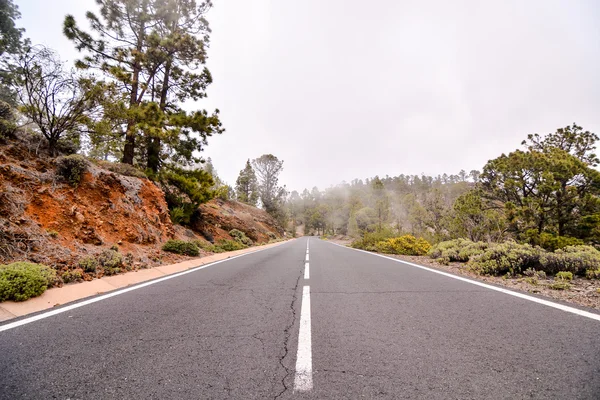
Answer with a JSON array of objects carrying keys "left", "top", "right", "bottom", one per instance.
[{"left": 0, "top": 138, "right": 283, "bottom": 283}]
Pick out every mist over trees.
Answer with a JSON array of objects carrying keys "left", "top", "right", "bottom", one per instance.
[{"left": 290, "top": 124, "right": 600, "bottom": 249}]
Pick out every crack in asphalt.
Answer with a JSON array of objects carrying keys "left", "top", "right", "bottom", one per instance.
[{"left": 273, "top": 265, "right": 304, "bottom": 400}]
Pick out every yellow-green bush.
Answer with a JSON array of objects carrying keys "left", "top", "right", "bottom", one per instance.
[
  {"left": 428, "top": 239, "right": 489, "bottom": 263},
  {"left": 0, "top": 262, "right": 57, "bottom": 302},
  {"left": 375, "top": 235, "right": 431, "bottom": 256},
  {"left": 555, "top": 271, "right": 573, "bottom": 281},
  {"left": 468, "top": 241, "right": 542, "bottom": 276}
]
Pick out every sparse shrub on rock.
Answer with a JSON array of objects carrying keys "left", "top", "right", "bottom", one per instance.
[
  {"left": 55, "top": 154, "right": 88, "bottom": 187},
  {"left": 78, "top": 256, "right": 98, "bottom": 273},
  {"left": 162, "top": 240, "right": 200, "bottom": 257},
  {"left": 62, "top": 269, "right": 84, "bottom": 283},
  {"left": 229, "top": 229, "right": 253, "bottom": 246},
  {"left": 0, "top": 262, "right": 57, "bottom": 302},
  {"left": 98, "top": 249, "right": 123, "bottom": 275}
]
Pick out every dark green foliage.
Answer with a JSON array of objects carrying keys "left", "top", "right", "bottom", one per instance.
[
  {"left": 162, "top": 240, "right": 200, "bottom": 257},
  {"left": 229, "top": 229, "right": 253, "bottom": 246},
  {"left": 0, "top": 100, "right": 16, "bottom": 139},
  {"left": 0, "top": 262, "right": 56, "bottom": 302},
  {"left": 521, "top": 230, "right": 584, "bottom": 251},
  {"left": 98, "top": 249, "right": 123, "bottom": 275},
  {"left": 55, "top": 154, "right": 88, "bottom": 187},
  {"left": 157, "top": 166, "right": 214, "bottom": 226},
  {"left": 235, "top": 160, "right": 259, "bottom": 206}
]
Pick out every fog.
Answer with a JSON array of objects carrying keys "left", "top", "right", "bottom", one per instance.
[{"left": 18, "top": 0, "right": 600, "bottom": 192}]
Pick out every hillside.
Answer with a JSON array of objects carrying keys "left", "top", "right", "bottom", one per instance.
[{"left": 0, "top": 138, "right": 283, "bottom": 283}]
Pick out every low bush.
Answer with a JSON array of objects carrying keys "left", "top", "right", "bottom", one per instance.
[
  {"left": 229, "top": 229, "right": 253, "bottom": 246},
  {"left": 555, "top": 271, "right": 573, "bottom": 281},
  {"left": 538, "top": 245, "right": 600, "bottom": 276},
  {"left": 55, "top": 154, "right": 88, "bottom": 187},
  {"left": 428, "top": 239, "right": 489, "bottom": 263},
  {"left": 62, "top": 269, "right": 84, "bottom": 284},
  {"left": 0, "top": 262, "right": 57, "bottom": 302},
  {"left": 214, "top": 239, "right": 246, "bottom": 252},
  {"left": 78, "top": 256, "right": 98, "bottom": 273},
  {"left": 350, "top": 229, "right": 396, "bottom": 251},
  {"left": 586, "top": 268, "right": 600, "bottom": 279},
  {"left": 549, "top": 282, "right": 571, "bottom": 290},
  {"left": 161, "top": 240, "right": 200, "bottom": 257},
  {"left": 267, "top": 232, "right": 277, "bottom": 240},
  {"left": 98, "top": 249, "right": 123, "bottom": 275},
  {"left": 468, "top": 241, "right": 542, "bottom": 276},
  {"left": 375, "top": 235, "right": 431, "bottom": 256}
]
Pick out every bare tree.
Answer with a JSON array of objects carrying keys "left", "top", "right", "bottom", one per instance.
[{"left": 16, "top": 46, "right": 95, "bottom": 156}]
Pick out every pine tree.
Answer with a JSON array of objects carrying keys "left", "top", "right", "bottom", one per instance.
[{"left": 235, "top": 160, "right": 258, "bottom": 206}]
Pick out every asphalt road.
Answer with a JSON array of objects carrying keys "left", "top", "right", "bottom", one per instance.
[{"left": 1, "top": 237, "right": 599, "bottom": 399}]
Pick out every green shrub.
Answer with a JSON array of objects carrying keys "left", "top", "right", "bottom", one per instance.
[
  {"left": 0, "top": 100, "right": 16, "bottom": 140},
  {"left": 47, "top": 230, "right": 59, "bottom": 238},
  {"left": 55, "top": 154, "right": 88, "bottom": 187},
  {"left": 468, "top": 241, "right": 542, "bottom": 276},
  {"left": 539, "top": 245, "right": 600, "bottom": 276},
  {"left": 586, "top": 268, "right": 600, "bottom": 279},
  {"left": 549, "top": 282, "right": 571, "bottom": 290},
  {"left": 0, "top": 262, "right": 57, "bottom": 302},
  {"left": 169, "top": 207, "right": 188, "bottom": 225},
  {"left": 229, "top": 229, "right": 253, "bottom": 246},
  {"left": 98, "top": 249, "right": 123, "bottom": 275},
  {"left": 555, "top": 271, "right": 573, "bottom": 281},
  {"left": 62, "top": 269, "right": 84, "bottom": 284},
  {"left": 78, "top": 256, "right": 98, "bottom": 273},
  {"left": 214, "top": 239, "right": 246, "bottom": 252},
  {"left": 428, "top": 239, "right": 489, "bottom": 263},
  {"left": 375, "top": 235, "right": 431, "bottom": 256},
  {"left": 350, "top": 229, "right": 396, "bottom": 251},
  {"left": 162, "top": 240, "right": 200, "bottom": 257},
  {"left": 267, "top": 231, "right": 277, "bottom": 240}
]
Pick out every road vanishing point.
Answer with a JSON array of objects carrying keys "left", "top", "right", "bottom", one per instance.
[{"left": 1, "top": 238, "right": 599, "bottom": 399}]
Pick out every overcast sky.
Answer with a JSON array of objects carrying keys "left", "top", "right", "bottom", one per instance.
[{"left": 17, "top": 0, "right": 600, "bottom": 192}]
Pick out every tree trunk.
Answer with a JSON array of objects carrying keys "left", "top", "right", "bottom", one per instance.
[
  {"left": 121, "top": 2, "right": 147, "bottom": 165},
  {"left": 147, "top": 59, "right": 172, "bottom": 173}
]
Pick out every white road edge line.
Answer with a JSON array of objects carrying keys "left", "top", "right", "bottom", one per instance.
[
  {"left": 305, "top": 253, "right": 309, "bottom": 261},
  {"left": 328, "top": 242, "right": 600, "bottom": 322},
  {"left": 0, "top": 242, "right": 292, "bottom": 333},
  {"left": 304, "top": 262, "right": 310, "bottom": 280},
  {"left": 294, "top": 285, "right": 313, "bottom": 392}
]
